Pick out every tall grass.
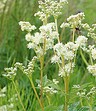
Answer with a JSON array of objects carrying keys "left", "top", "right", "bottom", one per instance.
[{"left": 0, "top": 0, "right": 96, "bottom": 110}]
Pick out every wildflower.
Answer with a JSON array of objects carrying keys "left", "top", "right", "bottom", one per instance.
[
  {"left": 77, "top": 91, "right": 86, "bottom": 97},
  {"left": 87, "top": 64, "right": 96, "bottom": 76},
  {"left": 54, "top": 42, "right": 77, "bottom": 61},
  {"left": 53, "top": 79, "right": 59, "bottom": 84},
  {"left": 19, "top": 21, "right": 36, "bottom": 32},
  {"left": 75, "top": 35, "right": 88, "bottom": 48},
  {"left": 86, "top": 87, "right": 96, "bottom": 96},
  {"left": 60, "top": 22, "right": 70, "bottom": 28},
  {"left": 27, "top": 42, "right": 36, "bottom": 49},
  {"left": 60, "top": 0, "right": 68, "bottom": 3},
  {"left": 43, "top": 86, "right": 58, "bottom": 94},
  {"left": 64, "top": 42, "right": 79, "bottom": 51},
  {"left": 0, "top": 87, "right": 6, "bottom": 97},
  {"left": 91, "top": 48, "right": 96, "bottom": 60},
  {"left": 51, "top": 55, "right": 61, "bottom": 64},
  {"left": 0, "top": 87, "right": 6, "bottom": 93},
  {"left": 58, "top": 62, "right": 75, "bottom": 77},
  {"left": 35, "top": 0, "right": 68, "bottom": 21},
  {"left": 25, "top": 33, "right": 33, "bottom": 41},
  {"left": 39, "top": 22, "right": 59, "bottom": 40},
  {"left": 3, "top": 67, "right": 17, "bottom": 79},
  {"left": 53, "top": 43, "right": 64, "bottom": 56},
  {"left": 73, "top": 85, "right": 80, "bottom": 89},
  {"left": 67, "top": 12, "right": 85, "bottom": 28},
  {"left": 81, "top": 23, "right": 90, "bottom": 29}
]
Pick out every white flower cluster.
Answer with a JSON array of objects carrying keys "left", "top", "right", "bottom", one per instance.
[
  {"left": 61, "top": 12, "right": 85, "bottom": 29},
  {"left": 19, "top": 21, "right": 36, "bottom": 32},
  {"left": 87, "top": 64, "right": 96, "bottom": 76},
  {"left": 8, "top": 94, "right": 18, "bottom": 102},
  {"left": 3, "top": 67, "right": 17, "bottom": 79},
  {"left": 0, "top": 104, "right": 14, "bottom": 111},
  {"left": 72, "top": 84, "right": 80, "bottom": 89},
  {"left": 51, "top": 55, "right": 61, "bottom": 64},
  {"left": 77, "top": 91, "right": 86, "bottom": 97},
  {"left": 53, "top": 42, "right": 78, "bottom": 61},
  {"left": 75, "top": 35, "right": 88, "bottom": 48},
  {"left": 15, "top": 56, "right": 37, "bottom": 76},
  {"left": 86, "top": 87, "right": 96, "bottom": 97},
  {"left": 43, "top": 86, "right": 58, "bottom": 94},
  {"left": 53, "top": 79, "right": 59, "bottom": 84},
  {"left": 0, "top": 0, "right": 8, "bottom": 14},
  {"left": 58, "top": 62, "right": 75, "bottom": 77},
  {"left": 81, "top": 23, "right": 94, "bottom": 32},
  {"left": 35, "top": 0, "right": 68, "bottom": 21},
  {"left": 67, "top": 12, "right": 85, "bottom": 28},
  {"left": 25, "top": 23, "right": 59, "bottom": 58},
  {"left": 88, "top": 32, "right": 96, "bottom": 40},
  {"left": 24, "top": 60, "right": 35, "bottom": 75},
  {"left": 0, "top": 87, "right": 6, "bottom": 97},
  {"left": 91, "top": 48, "right": 96, "bottom": 60},
  {"left": 60, "top": 22, "right": 70, "bottom": 28}
]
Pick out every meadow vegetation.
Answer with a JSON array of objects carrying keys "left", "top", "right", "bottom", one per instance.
[{"left": 0, "top": 0, "right": 96, "bottom": 111}]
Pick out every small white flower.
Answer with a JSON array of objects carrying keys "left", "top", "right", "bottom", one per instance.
[
  {"left": 19, "top": 21, "right": 36, "bottom": 32},
  {"left": 65, "top": 42, "right": 79, "bottom": 51},
  {"left": 73, "top": 85, "right": 80, "bottom": 89},
  {"left": 60, "top": 0, "right": 68, "bottom": 3},
  {"left": 87, "top": 64, "right": 96, "bottom": 76},
  {"left": 60, "top": 22, "right": 70, "bottom": 28},
  {"left": 25, "top": 33, "right": 33, "bottom": 41},
  {"left": 67, "top": 12, "right": 85, "bottom": 28},
  {"left": 75, "top": 35, "right": 88, "bottom": 48},
  {"left": 27, "top": 42, "right": 36, "bottom": 49},
  {"left": 0, "top": 87, "right": 6, "bottom": 93},
  {"left": 91, "top": 48, "right": 96, "bottom": 60},
  {"left": 51, "top": 55, "right": 61, "bottom": 64},
  {"left": 3, "top": 67, "right": 17, "bottom": 79},
  {"left": 53, "top": 79, "right": 59, "bottom": 84},
  {"left": 0, "top": 94, "right": 6, "bottom": 97}
]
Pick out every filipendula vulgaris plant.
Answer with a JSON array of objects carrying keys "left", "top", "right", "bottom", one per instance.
[{"left": 3, "top": 0, "right": 96, "bottom": 111}]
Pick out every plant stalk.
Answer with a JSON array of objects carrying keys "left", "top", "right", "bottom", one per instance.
[
  {"left": 80, "top": 48, "right": 89, "bottom": 66},
  {"left": 55, "top": 18, "right": 60, "bottom": 43},
  {"left": 64, "top": 76, "right": 69, "bottom": 111},
  {"left": 12, "top": 80, "right": 26, "bottom": 111},
  {"left": 40, "top": 56, "right": 44, "bottom": 109},
  {"left": 28, "top": 76, "right": 44, "bottom": 111}
]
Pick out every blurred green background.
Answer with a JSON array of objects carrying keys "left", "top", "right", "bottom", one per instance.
[
  {"left": 0, "top": 0, "right": 96, "bottom": 110},
  {"left": 0, "top": 0, "right": 96, "bottom": 85}
]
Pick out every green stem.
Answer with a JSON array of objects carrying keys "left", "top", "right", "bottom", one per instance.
[
  {"left": 89, "top": 53, "right": 93, "bottom": 65},
  {"left": 64, "top": 76, "right": 69, "bottom": 111},
  {"left": 80, "top": 48, "right": 89, "bottom": 66},
  {"left": 12, "top": 81, "right": 26, "bottom": 111},
  {"left": 87, "top": 99, "right": 92, "bottom": 111},
  {"left": 40, "top": 57, "right": 44, "bottom": 109},
  {"left": 55, "top": 18, "right": 60, "bottom": 43},
  {"left": 46, "top": 94, "right": 51, "bottom": 105},
  {"left": 72, "top": 28, "right": 75, "bottom": 42},
  {"left": 28, "top": 76, "right": 44, "bottom": 111},
  {"left": 80, "top": 97, "right": 83, "bottom": 107},
  {"left": 61, "top": 56, "right": 69, "bottom": 111}
]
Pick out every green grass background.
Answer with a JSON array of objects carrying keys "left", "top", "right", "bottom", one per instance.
[{"left": 0, "top": 0, "right": 96, "bottom": 110}]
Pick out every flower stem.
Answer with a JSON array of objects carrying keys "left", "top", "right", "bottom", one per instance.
[
  {"left": 40, "top": 56, "right": 44, "bottom": 109},
  {"left": 12, "top": 80, "right": 26, "bottom": 111},
  {"left": 72, "top": 28, "right": 75, "bottom": 42},
  {"left": 80, "top": 48, "right": 89, "bottom": 66},
  {"left": 64, "top": 76, "right": 69, "bottom": 111},
  {"left": 89, "top": 53, "right": 93, "bottom": 65},
  {"left": 80, "top": 97, "right": 83, "bottom": 107},
  {"left": 55, "top": 18, "right": 60, "bottom": 43},
  {"left": 28, "top": 76, "right": 44, "bottom": 111}
]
